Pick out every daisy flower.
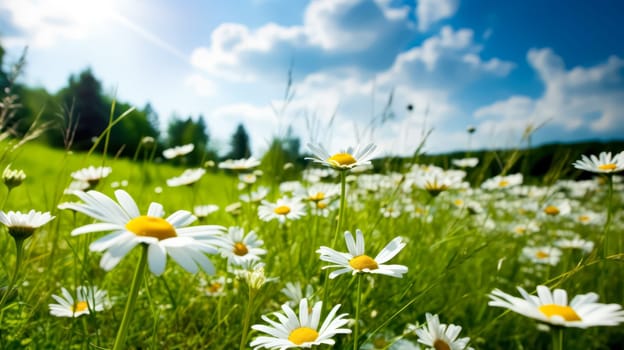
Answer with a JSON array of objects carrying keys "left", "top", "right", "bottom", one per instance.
[
  {"left": 250, "top": 298, "right": 351, "bottom": 349},
  {"left": 481, "top": 173, "right": 523, "bottom": 190},
  {"left": 66, "top": 189, "right": 224, "bottom": 276},
  {"left": 216, "top": 226, "right": 266, "bottom": 266},
  {"left": 218, "top": 157, "right": 261, "bottom": 171},
  {"left": 306, "top": 142, "right": 377, "bottom": 170},
  {"left": 574, "top": 210, "right": 603, "bottom": 225},
  {"left": 299, "top": 183, "right": 339, "bottom": 203},
  {"left": 554, "top": 237, "right": 594, "bottom": 254},
  {"left": 451, "top": 157, "right": 479, "bottom": 168},
  {"left": 317, "top": 229, "right": 408, "bottom": 279},
  {"left": 258, "top": 197, "right": 306, "bottom": 223},
  {"left": 0, "top": 210, "right": 55, "bottom": 240},
  {"left": 70, "top": 166, "right": 112, "bottom": 188},
  {"left": 414, "top": 313, "right": 473, "bottom": 350},
  {"left": 239, "top": 172, "right": 258, "bottom": 185},
  {"left": 572, "top": 151, "right": 624, "bottom": 174},
  {"left": 166, "top": 168, "right": 206, "bottom": 187},
  {"left": 414, "top": 170, "right": 466, "bottom": 197},
  {"left": 521, "top": 246, "right": 562, "bottom": 266},
  {"left": 163, "top": 143, "right": 194, "bottom": 159},
  {"left": 49, "top": 285, "right": 109, "bottom": 318},
  {"left": 194, "top": 204, "right": 220, "bottom": 219},
  {"left": 488, "top": 285, "right": 624, "bottom": 328},
  {"left": 240, "top": 186, "right": 270, "bottom": 203},
  {"left": 540, "top": 200, "right": 571, "bottom": 218},
  {"left": 198, "top": 275, "right": 228, "bottom": 297}
]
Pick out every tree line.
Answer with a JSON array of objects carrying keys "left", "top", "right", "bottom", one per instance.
[{"left": 0, "top": 45, "right": 301, "bottom": 167}]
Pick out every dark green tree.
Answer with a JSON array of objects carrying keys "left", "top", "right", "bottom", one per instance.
[
  {"left": 226, "top": 123, "right": 251, "bottom": 159},
  {"left": 107, "top": 100, "right": 159, "bottom": 157},
  {"left": 143, "top": 102, "right": 160, "bottom": 137},
  {"left": 56, "top": 68, "right": 109, "bottom": 150},
  {"left": 165, "top": 114, "right": 211, "bottom": 165}
]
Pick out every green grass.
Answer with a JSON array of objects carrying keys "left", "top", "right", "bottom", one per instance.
[{"left": 0, "top": 140, "right": 622, "bottom": 349}]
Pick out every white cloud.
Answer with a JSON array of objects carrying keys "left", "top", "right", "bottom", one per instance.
[
  {"left": 189, "top": 0, "right": 413, "bottom": 82},
  {"left": 0, "top": 0, "right": 116, "bottom": 47},
  {"left": 416, "top": 0, "right": 459, "bottom": 32},
  {"left": 192, "top": 19, "right": 516, "bottom": 156},
  {"left": 379, "top": 26, "right": 515, "bottom": 89},
  {"left": 475, "top": 48, "right": 624, "bottom": 142}
]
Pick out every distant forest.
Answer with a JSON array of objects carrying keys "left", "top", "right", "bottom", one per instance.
[
  {"left": 1, "top": 45, "right": 622, "bottom": 179},
  {"left": 0, "top": 45, "right": 303, "bottom": 167}
]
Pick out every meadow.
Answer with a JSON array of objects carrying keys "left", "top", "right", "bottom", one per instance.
[{"left": 0, "top": 134, "right": 622, "bottom": 350}]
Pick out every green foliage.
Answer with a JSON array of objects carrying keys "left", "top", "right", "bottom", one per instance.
[
  {"left": 166, "top": 114, "right": 213, "bottom": 166},
  {"left": 226, "top": 123, "right": 251, "bottom": 160},
  {"left": 55, "top": 68, "right": 110, "bottom": 150}
]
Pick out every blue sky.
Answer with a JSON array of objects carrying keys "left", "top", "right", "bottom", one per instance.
[{"left": 1, "top": 0, "right": 623, "bottom": 156}]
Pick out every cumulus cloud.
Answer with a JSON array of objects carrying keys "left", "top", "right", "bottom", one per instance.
[
  {"left": 379, "top": 26, "right": 515, "bottom": 89},
  {"left": 475, "top": 48, "right": 624, "bottom": 141},
  {"left": 416, "top": 0, "right": 459, "bottom": 32},
  {"left": 189, "top": 0, "right": 414, "bottom": 82},
  {"left": 193, "top": 20, "right": 515, "bottom": 155}
]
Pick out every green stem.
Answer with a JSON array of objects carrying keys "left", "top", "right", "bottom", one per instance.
[
  {"left": 112, "top": 244, "right": 148, "bottom": 350},
  {"left": 81, "top": 316, "right": 89, "bottom": 350},
  {"left": 353, "top": 274, "right": 363, "bottom": 350},
  {"left": 1, "top": 188, "right": 11, "bottom": 210},
  {"left": 333, "top": 170, "right": 348, "bottom": 248},
  {"left": 552, "top": 327, "right": 563, "bottom": 350},
  {"left": 322, "top": 170, "right": 348, "bottom": 309},
  {"left": 239, "top": 289, "right": 256, "bottom": 350},
  {"left": 602, "top": 175, "right": 614, "bottom": 257},
  {"left": 0, "top": 238, "right": 24, "bottom": 312}
]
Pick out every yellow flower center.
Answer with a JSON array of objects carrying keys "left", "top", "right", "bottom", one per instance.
[
  {"left": 454, "top": 199, "right": 464, "bottom": 206},
  {"left": 349, "top": 255, "right": 379, "bottom": 270},
  {"left": 535, "top": 251, "right": 550, "bottom": 259},
  {"left": 233, "top": 242, "right": 249, "bottom": 256},
  {"left": 598, "top": 163, "right": 616, "bottom": 171},
  {"left": 538, "top": 304, "right": 581, "bottom": 321},
  {"left": 73, "top": 301, "right": 88, "bottom": 313},
  {"left": 578, "top": 215, "right": 590, "bottom": 223},
  {"left": 498, "top": 180, "right": 509, "bottom": 187},
  {"left": 126, "top": 216, "right": 177, "bottom": 240},
  {"left": 316, "top": 201, "right": 328, "bottom": 209},
  {"left": 544, "top": 205, "right": 560, "bottom": 216},
  {"left": 309, "top": 192, "right": 325, "bottom": 202},
  {"left": 208, "top": 282, "right": 223, "bottom": 294},
  {"left": 274, "top": 205, "right": 291, "bottom": 215},
  {"left": 327, "top": 153, "right": 356, "bottom": 166},
  {"left": 514, "top": 226, "right": 526, "bottom": 235},
  {"left": 433, "top": 339, "right": 451, "bottom": 350},
  {"left": 288, "top": 327, "right": 319, "bottom": 345}
]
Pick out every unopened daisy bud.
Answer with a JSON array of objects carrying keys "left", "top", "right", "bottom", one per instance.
[
  {"left": 141, "top": 136, "right": 155, "bottom": 145},
  {"left": 238, "top": 262, "right": 276, "bottom": 291},
  {"left": 246, "top": 265, "right": 267, "bottom": 291},
  {"left": 3, "top": 165, "right": 26, "bottom": 190},
  {"left": 204, "top": 160, "right": 216, "bottom": 168}
]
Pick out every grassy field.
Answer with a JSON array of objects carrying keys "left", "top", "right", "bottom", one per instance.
[{"left": 0, "top": 140, "right": 622, "bottom": 349}]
